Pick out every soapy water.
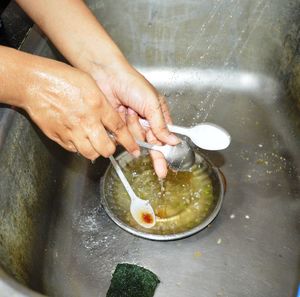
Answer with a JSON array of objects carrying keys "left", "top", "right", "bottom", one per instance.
[{"left": 104, "top": 154, "right": 218, "bottom": 235}]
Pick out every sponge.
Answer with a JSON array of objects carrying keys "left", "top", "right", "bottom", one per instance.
[{"left": 106, "top": 263, "right": 160, "bottom": 297}]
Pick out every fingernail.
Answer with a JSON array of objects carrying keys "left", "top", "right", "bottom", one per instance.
[
  {"left": 128, "top": 108, "right": 136, "bottom": 115},
  {"left": 158, "top": 172, "right": 167, "bottom": 179},
  {"left": 168, "top": 134, "right": 180, "bottom": 144},
  {"left": 132, "top": 150, "right": 140, "bottom": 158},
  {"left": 118, "top": 106, "right": 126, "bottom": 113},
  {"left": 156, "top": 167, "right": 167, "bottom": 179}
]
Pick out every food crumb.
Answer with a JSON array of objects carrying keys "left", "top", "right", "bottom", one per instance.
[
  {"left": 217, "top": 238, "right": 222, "bottom": 244},
  {"left": 194, "top": 251, "right": 202, "bottom": 258},
  {"left": 230, "top": 214, "right": 235, "bottom": 219},
  {"left": 176, "top": 282, "right": 182, "bottom": 287},
  {"left": 245, "top": 215, "right": 250, "bottom": 219}
]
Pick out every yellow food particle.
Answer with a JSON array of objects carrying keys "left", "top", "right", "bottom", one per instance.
[{"left": 194, "top": 251, "right": 202, "bottom": 258}]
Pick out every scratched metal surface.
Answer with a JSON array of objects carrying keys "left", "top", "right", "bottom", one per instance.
[{"left": 0, "top": 0, "right": 299, "bottom": 296}]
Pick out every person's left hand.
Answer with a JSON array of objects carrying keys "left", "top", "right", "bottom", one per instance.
[{"left": 88, "top": 58, "right": 179, "bottom": 178}]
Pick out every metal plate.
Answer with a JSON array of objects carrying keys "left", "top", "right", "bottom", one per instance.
[{"left": 101, "top": 151, "right": 225, "bottom": 240}]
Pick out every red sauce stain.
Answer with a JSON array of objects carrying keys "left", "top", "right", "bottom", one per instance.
[{"left": 141, "top": 212, "right": 154, "bottom": 224}]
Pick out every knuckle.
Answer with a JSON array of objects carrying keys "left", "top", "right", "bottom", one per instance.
[
  {"left": 149, "top": 102, "right": 161, "bottom": 114},
  {"left": 153, "top": 124, "right": 168, "bottom": 135},
  {"left": 92, "top": 96, "right": 104, "bottom": 110},
  {"left": 71, "top": 111, "right": 87, "bottom": 125},
  {"left": 139, "top": 129, "right": 146, "bottom": 140},
  {"left": 79, "top": 114, "right": 87, "bottom": 123},
  {"left": 112, "top": 120, "right": 127, "bottom": 136},
  {"left": 120, "top": 135, "right": 137, "bottom": 153},
  {"left": 82, "top": 72, "right": 94, "bottom": 84},
  {"left": 146, "top": 132, "right": 160, "bottom": 145}
]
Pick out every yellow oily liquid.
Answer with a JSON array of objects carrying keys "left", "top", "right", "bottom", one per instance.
[{"left": 109, "top": 155, "right": 215, "bottom": 235}]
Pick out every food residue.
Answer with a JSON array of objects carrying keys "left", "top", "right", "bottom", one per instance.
[
  {"left": 141, "top": 212, "right": 154, "bottom": 225},
  {"left": 194, "top": 251, "right": 202, "bottom": 258}
]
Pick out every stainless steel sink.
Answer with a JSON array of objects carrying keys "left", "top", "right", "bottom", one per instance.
[{"left": 0, "top": 0, "right": 299, "bottom": 296}]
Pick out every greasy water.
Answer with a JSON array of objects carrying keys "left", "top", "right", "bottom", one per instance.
[{"left": 106, "top": 154, "right": 216, "bottom": 235}]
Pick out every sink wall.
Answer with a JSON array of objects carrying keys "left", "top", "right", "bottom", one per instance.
[{"left": 0, "top": 0, "right": 299, "bottom": 296}]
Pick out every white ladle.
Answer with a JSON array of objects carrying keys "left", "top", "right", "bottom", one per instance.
[
  {"left": 109, "top": 156, "right": 156, "bottom": 228},
  {"left": 139, "top": 119, "right": 231, "bottom": 151}
]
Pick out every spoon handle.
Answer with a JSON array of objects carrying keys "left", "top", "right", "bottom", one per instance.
[
  {"left": 135, "top": 139, "right": 163, "bottom": 153},
  {"left": 109, "top": 156, "right": 136, "bottom": 200},
  {"left": 166, "top": 124, "right": 188, "bottom": 136},
  {"left": 108, "top": 129, "right": 161, "bottom": 152},
  {"left": 136, "top": 139, "right": 154, "bottom": 150},
  {"left": 139, "top": 119, "right": 188, "bottom": 136}
]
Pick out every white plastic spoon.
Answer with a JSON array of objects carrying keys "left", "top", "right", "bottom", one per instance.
[
  {"left": 109, "top": 156, "right": 156, "bottom": 228},
  {"left": 139, "top": 119, "right": 231, "bottom": 151}
]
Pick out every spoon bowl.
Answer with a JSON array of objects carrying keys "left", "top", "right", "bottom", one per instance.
[
  {"left": 139, "top": 119, "right": 231, "bottom": 151},
  {"left": 109, "top": 156, "right": 156, "bottom": 228},
  {"left": 185, "top": 123, "right": 231, "bottom": 151},
  {"left": 136, "top": 139, "right": 195, "bottom": 171},
  {"left": 130, "top": 197, "right": 155, "bottom": 228},
  {"left": 162, "top": 140, "right": 196, "bottom": 171}
]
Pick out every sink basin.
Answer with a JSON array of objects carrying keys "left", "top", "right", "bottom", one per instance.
[{"left": 0, "top": 0, "right": 299, "bottom": 296}]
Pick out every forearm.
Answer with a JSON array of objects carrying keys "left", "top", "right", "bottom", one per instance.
[
  {"left": 16, "top": 0, "right": 127, "bottom": 73},
  {"left": 0, "top": 46, "right": 29, "bottom": 107},
  {"left": 0, "top": 45, "right": 77, "bottom": 109}
]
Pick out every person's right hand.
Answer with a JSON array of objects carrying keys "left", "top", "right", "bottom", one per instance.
[{"left": 19, "top": 54, "right": 139, "bottom": 160}]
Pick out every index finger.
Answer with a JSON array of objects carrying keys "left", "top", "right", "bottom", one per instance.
[
  {"left": 146, "top": 129, "right": 168, "bottom": 179},
  {"left": 101, "top": 103, "right": 140, "bottom": 157},
  {"left": 145, "top": 93, "right": 180, "bottom": 145}
]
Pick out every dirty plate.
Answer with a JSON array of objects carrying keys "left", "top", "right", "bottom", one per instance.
[{"left": 100, "top": 151, "right": 225, "bottom": 241}]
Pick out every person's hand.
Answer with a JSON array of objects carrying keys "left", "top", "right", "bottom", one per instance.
[
  {"left": 88, "top": 58, "right": 180, "bottom": 178},
  {"left": 20, "top": 55, "right": 139, "bottom": 160},
  {"left": 14, "top": 0, "right": 179, "bottom": 177}
]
